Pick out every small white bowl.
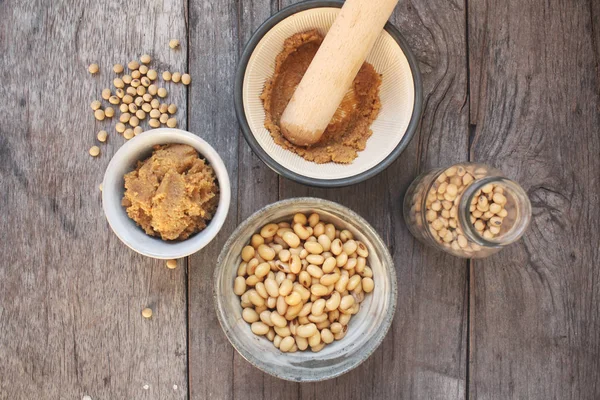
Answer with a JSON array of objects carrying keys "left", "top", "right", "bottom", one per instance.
[{"left": 102, "top": 128, "right": 231, "bottom": 259}]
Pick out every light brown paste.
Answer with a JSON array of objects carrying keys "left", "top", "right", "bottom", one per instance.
[
  {"left": 261, "top": 30, "right": 382, "bottom": 164},
  {"left": 122, "top": 144, "right": 219, "bottom": 241}
]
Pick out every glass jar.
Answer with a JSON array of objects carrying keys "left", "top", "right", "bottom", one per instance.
[{"left": 403, "top": 162, "right": 531, "bottom": 258}]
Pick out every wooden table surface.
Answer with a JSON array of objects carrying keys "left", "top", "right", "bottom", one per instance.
[{"left": 1, "top": 0, "right": 599, "bottom": 399}]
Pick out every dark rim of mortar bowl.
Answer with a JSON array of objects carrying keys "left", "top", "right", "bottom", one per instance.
[{"left": 234, "top": 0, "right": 424, "bottom": 188}]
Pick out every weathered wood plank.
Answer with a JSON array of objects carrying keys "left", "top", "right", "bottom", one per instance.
[
  {"left": 468, "top": 0, "right": 600, "bottom": 398},
  {"left": 0, "top": 0, "right": 188, "bottom": 399},
  {"left": 186, "top": 1, "right": 240, "bottom": 399},
  {"left": 276, "top": 0, "right": 470, "bottom": 398}
]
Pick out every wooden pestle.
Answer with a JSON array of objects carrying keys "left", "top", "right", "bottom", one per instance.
[{"left": 279, "top": 0, "right": 400, "bottom": 147}]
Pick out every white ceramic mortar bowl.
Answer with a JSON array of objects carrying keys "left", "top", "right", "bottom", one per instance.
[
  {"left": 102, "top": 128, "right": 231, "bottom": 259},
  {"left": 214, "top": 198, "right": 397, "bottom": 381},
  {"left": 235, "top": 0, "right": 423, "bottom": 187}
]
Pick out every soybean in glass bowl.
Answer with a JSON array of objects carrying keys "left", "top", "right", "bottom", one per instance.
[{"left": 213, "top": 198, "right": 397, "bottom": 382}]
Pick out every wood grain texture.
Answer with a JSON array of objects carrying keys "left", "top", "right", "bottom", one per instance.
[
  {"left": 468, "top": 0, "right": 600, "bottom": 398},
  {"left": 0, "top": 0, "right": 189, "bottom": 399},
  {"left": 186, "top": 0, "right": 239, "bottom": 399}
]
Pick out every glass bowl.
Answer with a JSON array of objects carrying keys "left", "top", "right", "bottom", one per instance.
[{"left": 213, "top": 197, "right": 397, "bottom": 382}]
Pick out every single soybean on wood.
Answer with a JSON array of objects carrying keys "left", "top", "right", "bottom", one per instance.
[
  {"left": 280, "top": 0, "right": 400, "bottom": 146},
  {"left": 468, "top": 0, "right": 600, "bottom": 399},
  {"left": 278, "top": 0, "right": 470, "bottom": 398},
  {"left": 0, "top": 0, "right": 188, "bottom": 399}
]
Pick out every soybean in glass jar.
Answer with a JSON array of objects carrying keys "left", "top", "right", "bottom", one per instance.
[{"left": 403, "top": 163, "right": 531, "bottom": 258}]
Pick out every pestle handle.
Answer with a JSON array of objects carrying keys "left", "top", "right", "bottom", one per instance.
[{"left": 279, "top": 0, "right": 399, "bottom": 147}]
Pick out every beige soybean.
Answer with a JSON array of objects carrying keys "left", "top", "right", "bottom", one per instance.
[
  {"left": 317, "top": 235, "right": 331, "bottom": 252},
  {"left": 311, "top": 299, "right": 326, "bottom": 316},
  {"left": 304, "top": 241, "right": 323, "bottom": 255},
  {"left": 356, "top": 242, "right": 369, "bottom": 257},
  {"left": 91, "top": 100, "right": 101, "bottom": 110},
  {"left": 306, "top": 254, "right": 324, "bottom": 265},
  {"left": 89, "top": 146, "right": 100, "bottom": 157},
  {"left": 285, "top": 292, "right": 301, "bottom": 306},
  {"left": 296, "top": 323, "right": 317, "bottom": 338},
  {"left": 241, "top": 245, "right": 255, "bottom": 262},
  {"left": 259, "top": 310, "right": 273, "bottom": 326},
  {"left": 245, "top": 275, "right": 260, "bottom": 287},
  {"left": 278, "top": 279, "right": 293, "bottom": 297},
  {"left": 334, "top": 274, "right": 349, "bottom": 293},
  {"left": 293, "top": 223, "right": 311, "bottom": 240},
  {"left": 306, "top": 265, "right": 323, "bottom": 279},
  {"left": 342, "top": 240, "right": 357, "bottom": 255},
  {"left": 264, "top": 278, "right": 279, "bottom": 298},
  {"left": 257, "top": 244, "right": 275, "bottom": 261},
  {"left": 248, "top": 290, "right": 265, "bottom": 307},
  {"left": 308, "top": 330, "right": 321, "bottom": 347},
  {"left": 251, "top": 322, "right": 269, "bottom": 335},
  {"left": 94, "top": 109, "right": 105, "bottom": 121},
  {"left": 298, "top": 301, "right": 312, "bottom": 317},
  {"left": 340, "top": 230, "right": 353, "bottom": 242},
  {"left": 255, "top": 282, "right": 268, "bottom": 299},
  {"left": 321, "top": 328, "right": 334, "bottom": 344},
  {"left": 290, "top": 255, "right": 301, "bottom": 274},
  {"left": 278, "top": 249, "right": 291, "bottom": 263},
  {"left": 234, "top": 276, "right": 246, "bottom": 295},
  {"left": 339, "top": 295, "right": 355, "bottom": 311},
  {"left": 320, "top": 273, "right": 340, "bottom": 286},
  {"left": 260, "top": 223, "right": 279, "bottom": 238},
  {"left": 242, "top": 308, "right": 259, "bottom": 323},
  {"left": 322, "top": 257, "right": 336, "bottom": 273},
  {"left": 97, "top": 130, "right": 108, "bottom": 142},
  {"left": 276, "top": 296, "right": 288, "bottom": 316},
  {"left": 253, "top": 263, "right": 269, "bottom": 279},
  {"left": 347, "top": 275, "right": 362, "bottom": 291},
  {"left": 310, "top": 284, "right": 328, "bottom": 297},
  {"left": 279, "top": 336, "right": 295, "bottom": 352},
  {"left": 282, "top": 231, "right": 300, "bottom": 248},
  {"left": 293, "top": 213, "right": 307, "bottom": 225},
  {"left": 362, "top": 277, "right": 374, "bottom": 293}
]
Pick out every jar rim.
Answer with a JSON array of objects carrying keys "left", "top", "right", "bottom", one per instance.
[{"left": 459, "top": 176, "right": 532, "bottom": 247}]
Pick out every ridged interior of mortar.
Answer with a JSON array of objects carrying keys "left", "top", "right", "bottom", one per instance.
[{"left": 242, "top": 7, "right": 415, "bottom": 180}]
